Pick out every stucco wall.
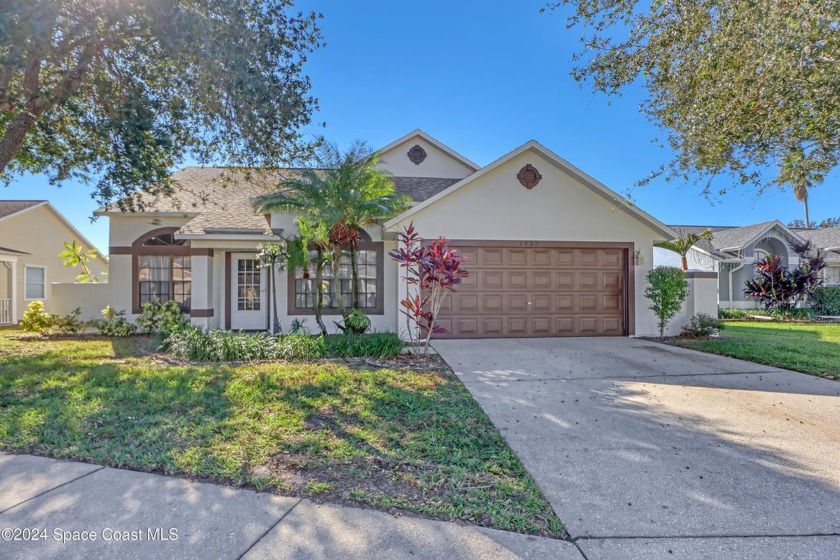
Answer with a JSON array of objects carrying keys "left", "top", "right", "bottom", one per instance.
[
  {"left": 389, "top": 148, "right": 671, "bottom": 337},
  {"left": 378, "top": 137, "right": 474, "bottom": 179},
  {"left": 51, "top": 283, "right": 113, "bottom": 321},
  {"left": 0, "top": 205, "right": 109, "bottom": 322},
  {"left": 666, "top": 272, "right": 720, "bottom": 336}
]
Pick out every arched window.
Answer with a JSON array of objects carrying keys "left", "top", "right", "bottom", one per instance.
[{"left": 133, "top": 228, "right": 192, "bottom": 312}]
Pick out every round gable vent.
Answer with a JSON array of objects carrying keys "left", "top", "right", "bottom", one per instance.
[
  {"left": 407, "top": 144, "right": 427, "bottom": 165},
  {"left": 517, "top": 164, "right": 542, "bottom": 189}
]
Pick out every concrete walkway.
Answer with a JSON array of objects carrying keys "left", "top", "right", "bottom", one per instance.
[
  {"left": 0, "top": 453, "right": 581, "bottom": 560},
  {"left": 434, "top": 337, "right": 840, "bottom": 560}
]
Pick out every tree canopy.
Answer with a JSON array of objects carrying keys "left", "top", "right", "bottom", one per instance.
[
  {"left": 788, "top": 216, "right": 840, "bottom": 229},
  {"left": 0, "top": 0, "right": 322, "bottom": 208},
  {"left": 544, "top": 1, "right": 839, "bottom": 200}
]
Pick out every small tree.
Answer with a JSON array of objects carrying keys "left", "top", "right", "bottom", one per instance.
[
  {"left": 654, "top": 229, "right": 713, "bottom": 271},
  {"left": 645, "top": 266, "right": 688, "bottom": 340},
  {"left": 59, "top": 240, "right": 100, "bottom": 282},
  {"left": 256, "top": 241, "right": 289, "bottom": 335},
  {"left": 389, "top": 223, "right": 469, "bottom": 354}
]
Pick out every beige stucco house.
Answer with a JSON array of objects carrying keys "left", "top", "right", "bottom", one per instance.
[
  {"left": 0, "top": 201, "right": 108, "bottom": 325},
  {"left": 88, "top": 130, "right": 702, "bottom": 338}
]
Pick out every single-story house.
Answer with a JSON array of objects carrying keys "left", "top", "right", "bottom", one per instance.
[
  {"left": 653, "top": 221, "right": 840, "bottom": 309},
  {"left": 92, "top": 129, "right": 715, "bottom": 338},
  {"left": 0, "top": 200, "right": 108, "bottom": 325}
]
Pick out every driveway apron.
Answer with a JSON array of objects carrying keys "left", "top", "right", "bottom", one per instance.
[{"left": 434, "top": 337, "right": 840, "bottom": 558}]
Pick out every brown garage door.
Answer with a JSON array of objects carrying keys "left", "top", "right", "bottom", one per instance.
[{"left": 433, "top": 242, "right": 630, "bottom": 338}]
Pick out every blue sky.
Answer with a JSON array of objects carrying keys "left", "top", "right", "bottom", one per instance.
[{"left": 3, "top": 0, "right": 838, "bottom": 252}]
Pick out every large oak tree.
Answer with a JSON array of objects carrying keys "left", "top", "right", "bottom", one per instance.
[
  {"left": 545, "top": 1, "right": 839, "bottom": 224},
  {"left": 0, "top": 0, "right": 322, "bottom": 207}
]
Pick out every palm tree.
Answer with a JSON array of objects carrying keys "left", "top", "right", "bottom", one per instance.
[
  {"left": 654, "top": 228, "right": 714, "bottom": 271},
  {"left": 255, "top": 140, "right": 408, "bottom": 325},
  {"left": 794, "top": 181, "right": 810, "bottom": 229}
]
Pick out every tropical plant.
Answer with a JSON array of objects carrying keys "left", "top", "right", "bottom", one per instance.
[
  {"left": 58, "top": 240, "right": 100, "bottom": 283},
  {"left": 389, "top": 223, "right": 469, "bottom": 354},
  {"left": 654, "top": 229, "right": 713, "bottom": 271},
  {"left": 543, "top": 1, "right": 840, "bottom": 205},
  {"left": 254, "top": 140, "right": 409, "bottom": 323},
  {"left": 20, "top": 300, "right": 52, "bottom": 335},
  {"left": 744, "top": 248, "right": 826, "bottom": 311},
  {"left": 323, "top": 332, "right": 402, "bottom": 358},
  {"left": 645, "top": 266, "right": 688, "bottom": 340},
  {"left": 338, "top": 308, "right": 371, "bottom": 334},
  {"left": 0, "top": 1, "right": 322, "bottom": 207},
  {"left": 256, "top": 241, "right": 290, "bottom": 334},
  {"left": 163, "top": 325, "right": 326, "bottom": 362},
  {"left": 812, "top": 287, "right": 840, "bottom": 316}
]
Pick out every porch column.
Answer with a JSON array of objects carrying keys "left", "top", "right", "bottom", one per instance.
[
  {"left": 190, "top": 252, "right": 214, "bottom": 329},
  {"left": 10, "top": 261, "right": 17, "bottom": 324}
]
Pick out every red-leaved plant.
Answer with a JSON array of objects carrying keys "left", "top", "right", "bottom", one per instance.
[{"left": 389, "top": 223, "right": 469, "bottom": 354}]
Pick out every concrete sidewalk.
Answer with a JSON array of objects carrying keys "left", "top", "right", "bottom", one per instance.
[{"left": 0, "top": 453, "right": 581, "bottom": 560}]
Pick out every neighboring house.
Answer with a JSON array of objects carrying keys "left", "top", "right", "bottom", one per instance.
[
  {"left": 653, "top": 221, "right": 840, "bottom": 309},
  {"left": 0, "top": 201, "right": 108, "bottom": 325},
  {"left": 94, "top": 129, "right": 692, "bottom": 338}
]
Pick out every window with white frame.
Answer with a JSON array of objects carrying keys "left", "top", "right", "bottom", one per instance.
[
  {"left": 25, "top": 266, "right": 46, "bottom": 299},
  {"left": 823, "top": 266, "right": 840, "bottom": 285}
]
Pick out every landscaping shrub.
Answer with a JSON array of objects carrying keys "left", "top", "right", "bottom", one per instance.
[
  {"left": 681, "top": 313, "right": 725, "bottom": 338},
  {"left": 163, "top": 327, "right": 402, "bottom": 362},
  {"left": 21, "top": 301, "right": 53, "bottom": 335},
  {"left": 719, "top": 307, "right": 817, "bottom": 322},
  {"left": 136, "top": 299, "right": 189, "bottom": 334},
  {"left": 91, "top": 306, "right": 136, "bottom": 337},
  {"left": 52, "top": 307, "right": 84, "bottom": 334},
  {"left": 645, "top": 266, "right": 688, "bottom": 339},
  {"left": 164, "top": 325, "right": 326, "bottom": 362},
  {"left": 718, "top": 308, "right": 750, "bottom": 320},
  {"left": 813, "top": 286, "right": 840, "bottom": 316},
  {"left": 324, "top": 332, "right": 403, "bottom": 358}
]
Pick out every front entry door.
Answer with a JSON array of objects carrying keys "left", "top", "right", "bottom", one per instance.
[{"left": 230, "top": 254, "right": 267, "bottom": 330}]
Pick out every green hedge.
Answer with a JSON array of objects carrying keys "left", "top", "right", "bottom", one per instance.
[
  {"left": 718, "top": 307, "right": 816, "bottom": 321},
  {"left": 163, "top": 325, "right": 403, "bottom": 362},
  {"left": 813, "top": 286, "right": 840, "bottom": 316}
]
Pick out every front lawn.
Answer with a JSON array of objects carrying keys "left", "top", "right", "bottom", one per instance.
[
  {"left": 672, "top": 322, "right": 840, "bottom": 380},
  {"left": 0, "top": 330, "right": 562, "bottom": 536}
]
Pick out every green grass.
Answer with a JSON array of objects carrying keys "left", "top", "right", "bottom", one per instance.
[
  {"left": 673, "top": 322, "right": 840, "bottom": 380},
  {"left": 0, "top": 330, "right": 563, "bottom": 537}
]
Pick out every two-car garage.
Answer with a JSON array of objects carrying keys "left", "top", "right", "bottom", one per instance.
[{"left": 433, "top": 242, "right": 631, "bottom": 338}]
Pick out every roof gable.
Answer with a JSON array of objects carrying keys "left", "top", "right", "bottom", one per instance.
[
  {"left": 711, "top": 220, "right": 805, "bottom": 252},
  {"left": 376, "top": 130, "right": 478, "bottom": 179},
  {"left": 385, "top": 140, "right": 676, "bottom": 239}
]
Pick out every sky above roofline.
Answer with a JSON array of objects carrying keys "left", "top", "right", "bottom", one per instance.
[{"left": 1, "top": 0, "right": 837, "bottom": 252}]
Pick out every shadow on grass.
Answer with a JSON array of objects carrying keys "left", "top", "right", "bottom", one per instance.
[{"left": 0, "top": 337, "right": 562, "bottom": 537}]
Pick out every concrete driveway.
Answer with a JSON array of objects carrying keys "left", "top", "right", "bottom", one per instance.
[{"left": 434, "top": 337, "right": 840, "bottom": 559}]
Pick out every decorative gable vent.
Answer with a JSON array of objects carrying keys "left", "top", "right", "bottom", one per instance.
[
  {"left": 517, "top": 164, "right": 542, "bottom": 189},
  {"left": 407, "top": 144, "right": 427, "bottom": 165}
]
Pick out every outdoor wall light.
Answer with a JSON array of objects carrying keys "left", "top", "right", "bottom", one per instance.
[{"left": 634, "top": 249, "right": 643, "bottom": 265}]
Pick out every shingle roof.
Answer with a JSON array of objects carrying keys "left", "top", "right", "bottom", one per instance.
[
  {"left": 667, "top": 223, "right": 840, "bottom": 262},
  {"left": 794, "top": 227, "right": 840, "bottom": 262},
  {"left": 101, "top": 167, "right": 458, "bottom": 235},
  {"left": 0, "top": 200, "right": 44, "bottom": 219},
  {"left": 391, "top": 176, "right": 460, "bottom": 202}
]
